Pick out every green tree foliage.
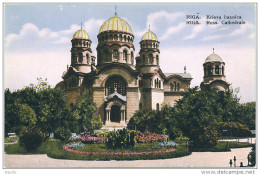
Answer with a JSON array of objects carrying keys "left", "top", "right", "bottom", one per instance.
[
  {"left": 19, "top": 126, "right": 47, "bottom": 151},
  {"left": 106, "top": 128, "right": 136, "bottom": 149},
  {"left": 5, "top": 78, "right": 71, "bottom": 136},
  {"left": 127, "top": 87, "right": 254, "bottom": 148},
  {"left": 71, "top": 90, "right": 102, "bottom": 133},
  {"left": 216, "top": 122, "right": 252, "bottom": 137},
  {"left": 5, "top": 103, "right": 37, "bottom": 135},
  {"left": 54, "top": 127, "right": 71, "bottom": 142},
  {"left": 127, "top": 105, "right": 174, "bottom": 135},
  {"left": 237, "top": 102, "right": 255, "bottom": 130}
]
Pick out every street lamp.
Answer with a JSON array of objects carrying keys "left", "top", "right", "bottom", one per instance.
[{"left": 233, "top": 156, "right": 236, "bottom": 167}]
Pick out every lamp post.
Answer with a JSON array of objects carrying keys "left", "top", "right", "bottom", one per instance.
[{"left": 233, "top": 156, "right": 236, "bottom": 167}]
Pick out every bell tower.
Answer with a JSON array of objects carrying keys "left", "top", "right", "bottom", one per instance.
[{"left": 71, "top": 25, "right": 95, "bottom": 73}]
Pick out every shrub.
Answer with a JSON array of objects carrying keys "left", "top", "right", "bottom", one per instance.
[
  {"left": 19, "top": 126, "right": 47, "bottom": 151},
  {"left": 54, "top": 127, "right": 71, "bottom": 142},
  {"left": 136, "top": 130, "right": 167, "bottom": 143},
  {"left": 248, "top": 145, "right": 256, "bottom": 166},
  {"left": 106, "top": 128, "right": 136, "bottom": 149},
  {"left": 169, "top": 127, "right": 183, "bottom": 140},
  {"left": 191, "top": 126, "right": 219, "bottom": 148},
  {"left": 216, "top": 122, "right": 252, "bottom": 137}
]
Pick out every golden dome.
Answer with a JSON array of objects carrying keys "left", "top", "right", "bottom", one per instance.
[
  {"left": 73, "top": 28, "right": 90, "bottom": 40},
  {"left": 141, "top": 29, "right": 158, "bottom": 41},
  {"left": 99, "top": 14, "right": 132, "bottom": 34}
]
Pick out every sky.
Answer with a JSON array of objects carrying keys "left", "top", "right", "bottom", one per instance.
[{"left": 3, "top": 3, "right": 257, "bottom": 103}]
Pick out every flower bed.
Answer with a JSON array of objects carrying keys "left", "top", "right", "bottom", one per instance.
[
  {"left": 81, "top": 134, "right": 105, "bottom": 143},
  {"left": 66, "top": 142, "right": 85, "bottom": 148},
  {"left": 63, "top": 145, "right": 176, "bottom": 156},
  {"left": 136, "top": 130, "right": 167, "bottom": 143},
  {"left": 156, "top": 142, "right": 178, "bottom": 147}
]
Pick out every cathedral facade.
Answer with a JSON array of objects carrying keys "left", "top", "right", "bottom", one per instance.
[{"left": 56, "top": 12, "right": 229, "bottom": 129}]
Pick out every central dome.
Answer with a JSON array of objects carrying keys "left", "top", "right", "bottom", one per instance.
[
  {"left": 205, "top": 53, "right": 222, "bottom": 63},
  {"left": 99, "top": 14, "right": 132, "bottom": 34}
]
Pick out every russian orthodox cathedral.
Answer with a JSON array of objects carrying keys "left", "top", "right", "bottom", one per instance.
[{"left": 56, "top": 12, "right": 229, "bottom": 129}]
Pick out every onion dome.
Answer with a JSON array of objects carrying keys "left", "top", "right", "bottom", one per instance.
[
  {"left": 99, "top": 14, "right": 132, "bottom": 34},
  {"left": 205, "top": 53, "right": 222, "bottom": 63},
  {"left": 73, "top": 28, "right": 90, "bottom": 40},
  {"left": 141, "top": 29, "right": 158, "bottom": 41}
]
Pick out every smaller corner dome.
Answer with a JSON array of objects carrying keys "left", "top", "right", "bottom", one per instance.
[
  {"left": 205, "top": 53, "right": 222, "bottom": 63},
  {"left": 73, "top": 28, "right": 90, "bottom": 40},
  {"left": 141, "top": 29, "right": 158, "bottom": 41}
]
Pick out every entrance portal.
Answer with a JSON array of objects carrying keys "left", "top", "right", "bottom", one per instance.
[{"left": 110, "top": 105, "right": 121, "bottom": 122}]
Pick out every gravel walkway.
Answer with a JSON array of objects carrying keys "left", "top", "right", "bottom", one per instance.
[{"left": 4, "top": 147, "right": 252, "bottom": 168}]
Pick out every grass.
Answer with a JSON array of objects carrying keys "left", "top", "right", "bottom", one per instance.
[{"left": 4, "top": 139, "right": 254, "bottom": 161}]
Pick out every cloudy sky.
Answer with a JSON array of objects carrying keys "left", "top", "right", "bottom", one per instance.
[{"left": 3, "top": 3, "right": 256, "bottom": 103}]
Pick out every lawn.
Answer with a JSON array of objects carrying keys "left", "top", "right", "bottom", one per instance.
[{"left": 4, "top": 139, "right": 254, "bottom": 161}]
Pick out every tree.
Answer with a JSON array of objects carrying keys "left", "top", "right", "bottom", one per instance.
[
  {"left": 237, "top": 102, "right": 255, "bottom": 130},
  {"left": 5, "top": 103, "right": 37, "bottom": 135},
  {"left": 71, "top": 90, "right": 102, "bottom": 133},
  {"left": 127, "top": 105, "right": 174, "bottom": 135},
  {"left": 5, "top": 78, "right": 72, "bottom": 136}
]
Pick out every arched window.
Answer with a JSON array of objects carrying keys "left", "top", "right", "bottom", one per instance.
[
  {"left": 222, "top": 66, "right": 225, "bottom": 75},
  {"left": 124, "top": 35, "right": 126, "bottom": 42},
  {"left": 139, "top": 103, "right": 143, "bottom": 111},
  {"left": 149, "top": 54, "right": 153, "bottom": 64},
  {"left": 105, "top": 76, "right": 126, "bottom": 96},
  {"left": 104, "top": 49, "right": 109, "bottom": 61},
  {"left": 109, "top": 34, "right": 113, "bottom": 40},
  {"left": 105, "top": 35, "right": 108, "bottom": 41},
  {"left": 177, "top": 83, "right": 180, "bottom": 91},
  {"left": 142, "top": 55, "right": 145, "bottom": 64},
  {"left": 156, "top": 55, "right": 159, "bottom": 65},
  {"left": 75, "top": 54, "right": 78, "bottom": 63},
  {"left": 131, "top": 52, "right": 134, "bottom": 64},
  {"left": 207, "top": 66, "right": 212, "bottom": 76},
  {"left": 114, "top": 34, "right": 118, "bottom": 41},
  {"left": 156, "top": 103, "right": 159, "bottom": 111},
  {"left": 113, "top": 49, "right": 119, "bottom": 60},
  {"left": 123, "top": 50, "right": 127, "bottom": 61},
  {"left": 86, "top": 54, "right": 90, "bottom": 64},
  {"left": 119, "top": 35, "right": 122, "bottom": 41},
  {"left": 159, "top": 80, "right": 161, "bottom": 88},
  {"left": 170, "top": 83, "right": 173, "bottom": 91},
  {"left": 215, "top": 65, "right": 219, "bottom": 74},
  {"left": 174, "top": 81, "right": 177, "bottom": 91},
  {"left": 72, "top": 53, "right": 75, "bottom": 63},
  {"left": 154, "top": 79, "right": 157, "bottom": 88},
  {"left": 78, "top": 53, "right": 83, "bottom": 63}
]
